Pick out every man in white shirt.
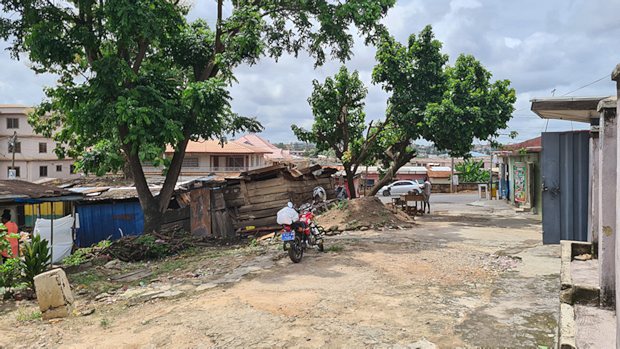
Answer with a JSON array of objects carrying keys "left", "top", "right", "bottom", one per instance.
[{"left": 422, "top": 177, "right": 432, "bottom": 214}]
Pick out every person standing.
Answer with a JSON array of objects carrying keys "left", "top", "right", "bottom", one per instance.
[
  {"left": 422, "top": 177, "right": 432, "bottom": 214},
  {"left": 1, "top": 210, "right": 19, "bottom": 258}
]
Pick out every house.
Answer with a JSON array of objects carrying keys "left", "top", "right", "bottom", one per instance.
[
  {"left": 143, "top": 139, "right": 271, "bottom": 176},
  {"left": 234, "top": 133, "right": 291, "bottom": 163},
  {"left": 530, "top": 74, "right": 620, "bottom": 347},
  {"left": 494, "top": 136, "right": 542, "bottom": 215},
  {"left": 0, "top": 105, "right": 79, "bottom": 181}
]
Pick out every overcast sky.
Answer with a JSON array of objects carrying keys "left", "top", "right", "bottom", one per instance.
[{"left": 2, "top": 0, "right": 620, "bottom": 145}]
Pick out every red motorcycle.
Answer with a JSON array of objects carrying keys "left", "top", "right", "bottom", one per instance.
[{"left": 281, "top": 204, "right": 325, "bottom": 263}]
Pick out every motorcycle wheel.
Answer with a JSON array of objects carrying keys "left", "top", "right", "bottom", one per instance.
[
  {"left": 382, "top": 189, "right": 391, "bottom": 197},
  {"left": 288, "top": 235, "right": 304, "bottom": 263}
]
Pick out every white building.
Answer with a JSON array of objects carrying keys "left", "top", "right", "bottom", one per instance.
[{"left": 0, "top": 105, "right": 78, "bottom": 182}]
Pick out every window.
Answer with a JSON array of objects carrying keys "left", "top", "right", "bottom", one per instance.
[
  {"left": 70, "top": 164, "right": 76, "bottom": 174},
  {"left": 39, "top": 142, "right": 47, "bottom": 153},
  {"left": 6, "top": 118, "right": 19, "bottom": 129},
  {"left": 39, "top": 166, "right": 48, "bottom": 177},
  {"left": 7, "top": 167, "right": 20, "bottom": 178},
  {"left": 226, "top": 156, "right": 244, "bottom": 168},
  {"left": 8, "top": 141, "right": 21, "bottom": 153},
  {"left": 56, "top": 165, "right": 62, "bottom": 172},
  {"left": 182, "top": 157, "right": 199, "bottom": 168}
]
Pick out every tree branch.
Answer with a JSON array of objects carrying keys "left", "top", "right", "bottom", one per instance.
[
  {"left": 132, "top": 39, "right": 148, "bottom": 74},
  {"left": 157, "top": 136, "right": 190, "bottom": 212}
]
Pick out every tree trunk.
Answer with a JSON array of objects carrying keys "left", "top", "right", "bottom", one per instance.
[
  {"left": 345, "top": 168, "right": 357, "bottom": 199},
  {"left": 368, "top": 150, "right": 416, "bottom": 196},
  {"left": 368, "top": 167, "right": 396, "bottom": 196},
  {"left": 142, "top": 196, "right": 163, "bottom": 234}
]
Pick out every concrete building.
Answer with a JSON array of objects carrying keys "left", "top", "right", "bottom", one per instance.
[
  {"left": 494, "top": 136, "right": 543, "bottom": 215},
  {"left": 531, "top": 78, "right": 620, "bottom": 346},
  {"left": 144, "top": 139, "right": 270, "bottom": 176},
  {"left": 0, "top": 105, "right": 78, "bottom": 182}
]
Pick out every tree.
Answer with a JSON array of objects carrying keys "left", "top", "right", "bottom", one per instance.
[
  {"left": 368, "top": 26, "right": 516, "bottom": 195},
  {"left": 292, "top": 66, "right": 387, "bottom": 198},
  {"left": 454, "top": 159, "right": 490, "bottom": 183},
  {"left": 1, "top": 0, "right": 395, "bottom": 232}
]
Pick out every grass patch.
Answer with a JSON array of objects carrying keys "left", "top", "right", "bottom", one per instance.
[
  {"left": 155, "top": 259, "right": 185, "bottom": 275},
  {"left": 100, "top": 317, "right": 111, "bottom": 328},
  {"left": 326, "top": 245, "right": 344, "bottom": 253},
  {"left": 16, "top": 308, "right": 41, "bottom": 322},
  {"left": 69, "top": 271, "right": 104, "bottom": 286}
]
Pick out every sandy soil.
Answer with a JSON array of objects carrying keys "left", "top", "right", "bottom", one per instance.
[
  {"left": 316, "top": 196, "right": 413, "bottom": 229},
  {"left": 0, "top": 194, "right": 560, "bottom": 348}
]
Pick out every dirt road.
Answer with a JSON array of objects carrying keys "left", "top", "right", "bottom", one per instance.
[{"left": 1, "top": 194, "right": 559, "bottom": 348}]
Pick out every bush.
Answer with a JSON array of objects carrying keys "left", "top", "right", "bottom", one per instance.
[
  {"left": 22, "top": 235, "right": 51, "bottom": 289},
  {"left": 0, "top": 258, "right": 23, "bottom": 299},
  {"left": 135, "top": 235, "right": 169, "bottom": 259}
]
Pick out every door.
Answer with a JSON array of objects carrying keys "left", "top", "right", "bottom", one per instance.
[{"left": 541, "top": 131, "right": 590, "bottom": 244}]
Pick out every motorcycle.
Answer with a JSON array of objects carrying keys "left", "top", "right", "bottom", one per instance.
[{"left": 281, "top": 203, "right": 325, "bottom": 263}]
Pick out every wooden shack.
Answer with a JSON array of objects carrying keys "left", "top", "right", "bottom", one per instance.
[{"left": 223, "top": 165, "right": 336, "bottom": 231}]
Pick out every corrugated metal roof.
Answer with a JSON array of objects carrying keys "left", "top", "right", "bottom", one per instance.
[{"left": 0, "top": 180, "right": 79, "bottom": 201}]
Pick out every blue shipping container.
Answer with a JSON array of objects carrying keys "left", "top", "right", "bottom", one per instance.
[{"left": 76, "top": 201, "right": 144, "bottom": 247}]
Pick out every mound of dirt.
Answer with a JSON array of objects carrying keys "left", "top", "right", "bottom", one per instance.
[{"left": 316, "top": 197, "right": 413, "bottom": 230}]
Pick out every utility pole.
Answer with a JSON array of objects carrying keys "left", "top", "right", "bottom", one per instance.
[
  {"left": 9, "top": 131, "right": 17, "bottom": 179},
  {"left": 450, "top": 157, "right": 454, "bottom": 193}
]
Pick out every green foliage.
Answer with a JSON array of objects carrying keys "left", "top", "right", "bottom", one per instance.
[
  {"left": 1, "top": 0, "right": 395, "bottom": 231},
  {"left": 22, "top": 235, "right": 51, "bottom": 289},
  {"left": 62, "top": 239, "right": 111, "bottom": 267},
  {"left": 366, "top": 25, "right": 515, "bottom": 194},
  {"left": 336, "top": 200, "right": 349, "bottom": 211},
  {"left": 100, "top": 317, "right": 111, "bottom": 329},
  {"left": 16, "top": 308, "right": 42, "bottom": 322},
  {"left": 292, "top": 66, "right": 385, "bottom": 197},
  {"left": 0, "top": 258, "right": 23, "bottom": 298},
  {"left": 326, "top": 245, "right": 344, "bottom": 253},
  {"left": 455, "top": 159, "right": 491, "bottom": 183},
  {"left": 135, "top": 235, "right": 169, "bottom": 259}
]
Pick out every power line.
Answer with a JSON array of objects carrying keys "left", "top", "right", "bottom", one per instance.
[{"left": 561, "top": 74, "right": 609, "bottom": 96}]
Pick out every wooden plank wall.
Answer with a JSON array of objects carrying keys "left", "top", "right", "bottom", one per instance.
[
  {"left": 190, "top": 187, "right": 211, "bottom": 237},
  {"left": 224, "top": 176, "right": 335, "bottom": 230}
]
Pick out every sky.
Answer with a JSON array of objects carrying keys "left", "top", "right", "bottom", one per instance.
[{"left": 2, "top": 0, "right": 620, "bottom": 145}]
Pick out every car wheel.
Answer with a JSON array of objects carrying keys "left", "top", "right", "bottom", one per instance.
[{"left": 383, "top": 189, "right": 391, "bottom": 197}]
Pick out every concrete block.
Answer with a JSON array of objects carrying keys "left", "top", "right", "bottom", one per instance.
[
  {"left": 559, "top": 303, "right": 576, "bottom": 349},
  {"left": 34, "top": 268, "right": 74, "bottom": 320}
]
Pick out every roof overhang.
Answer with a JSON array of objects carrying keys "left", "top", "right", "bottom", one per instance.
[{"left": 530, "top": 96, "right": 612, "bottom": 123}]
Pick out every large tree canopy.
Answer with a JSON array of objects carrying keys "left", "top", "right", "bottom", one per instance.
[
  {"left": 292, "top": 66, "right": 384, "bottom": 198},
  {"left": 368, "top": 25, "right": 516, "bottom": 195},
  {"left": 0, "top": 0, "right": 395, "bottom": 232}
]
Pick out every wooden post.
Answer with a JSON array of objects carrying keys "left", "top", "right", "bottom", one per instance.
[{"left": 50, "top": 204, "right": 54, "bottom": 264}]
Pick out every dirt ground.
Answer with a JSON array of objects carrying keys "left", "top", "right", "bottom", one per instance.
[{"left": 0, "top": 193, "right": 560, "bottom": 348}]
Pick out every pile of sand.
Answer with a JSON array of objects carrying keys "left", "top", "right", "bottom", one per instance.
[{"left": 316, "top": 197, "right": 413, "bottom": 231}]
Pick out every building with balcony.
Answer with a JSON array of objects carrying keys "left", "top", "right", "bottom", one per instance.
[
  {"left": 143, "top": 139, "right": 271, "bottom": 176},
  {"left": 0, "top": 105, "right": 78, "bottom": 182}
]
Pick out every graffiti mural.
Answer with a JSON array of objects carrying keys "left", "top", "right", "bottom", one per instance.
[{"left": 514, "top": 162, "right": 527, "bottom": 203}]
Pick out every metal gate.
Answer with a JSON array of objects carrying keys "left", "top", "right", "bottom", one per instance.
[{"left": 541, "top": 131, "right": 590, "bottom": 244}]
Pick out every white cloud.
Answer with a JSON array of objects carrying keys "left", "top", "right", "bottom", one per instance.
[{"left": 1, "top": 0, "right": 619, "bottom": 144}]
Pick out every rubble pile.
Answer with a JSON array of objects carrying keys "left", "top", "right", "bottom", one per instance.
[
  {"left": 316, "top": 197, "right": 414, "bottom": 232},
  {"left": 105, "top": 230, "right": 201, "bottom": 262}
]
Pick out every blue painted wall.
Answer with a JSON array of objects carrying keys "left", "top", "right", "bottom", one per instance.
[{"left": 76, "top": 201, "right": 144, "bottom": 247}]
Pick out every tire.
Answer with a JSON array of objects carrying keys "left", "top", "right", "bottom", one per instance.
[
  {"left": 288, "top": 235, "right": 304, "bottom": 263},
  {"left": 317, "top": 240, "right": 324, "bottom": 252},
  {"left": 382, "top": 189, "right": 391, "bottom": 197}
]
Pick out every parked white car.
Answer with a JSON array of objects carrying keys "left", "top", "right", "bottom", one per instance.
[{"left": 377, "top": 180, "right": 423, "bottom": 197}]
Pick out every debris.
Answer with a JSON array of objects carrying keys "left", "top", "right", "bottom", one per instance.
[
  {"left": 104, "top": 229, "right": 200, "bottom": 262},
  {"left": 33, "top": 269, "right": 75, "bottom": 320},
  {"left": 95, "top": 292, "right": 111, "bottom": 301},
  {"left": 79, "top": 308, "right": 95, "bottom": 316},
  {"left": 151, "top": 290, "right": 182, "bottom": 300},
  {"left": 103, "top": 259, "right": 122, "bottom": 269},
  {"left": 109, "top": 268, "right": 153, "bottom": 283},
  {"left": 257, "top": 232, "right": 275, "bottom": 241},
  {"left": 574, "top": 253, "right": 592, "bottom": 261},
  {"left": 316, "top": 197, "right": 413, "bottom": 230}
]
